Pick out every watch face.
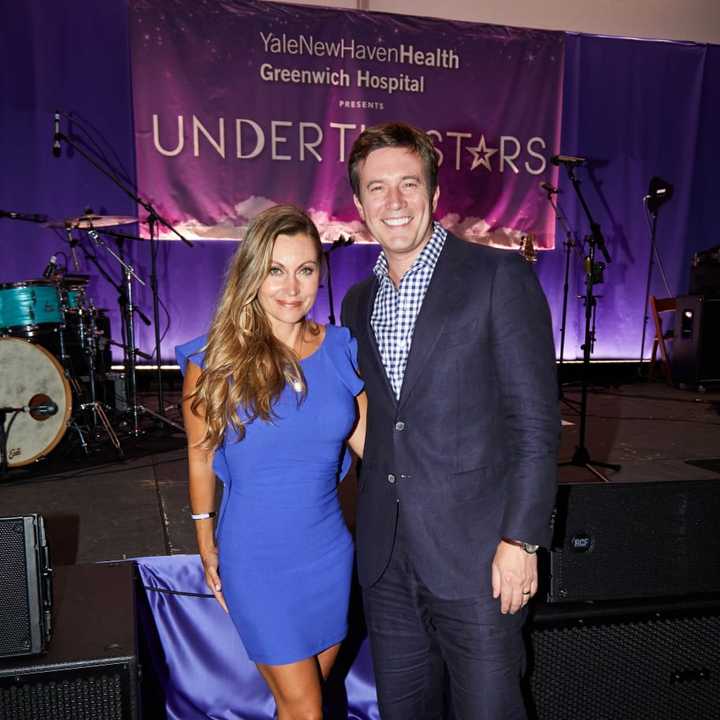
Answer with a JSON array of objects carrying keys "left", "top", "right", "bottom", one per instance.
[{"left": 523, "top": 543, "right": 540, "bottom": 554}]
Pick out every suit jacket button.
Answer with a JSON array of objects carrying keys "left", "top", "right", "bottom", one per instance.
[
  {"left": 394, "top": 421, "right": 405, "bottom": 431},
  {"left": 387, "top": 473, "right": 396, "bottom": 484}
]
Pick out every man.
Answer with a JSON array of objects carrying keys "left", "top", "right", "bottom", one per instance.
[{"left": 341, "top": 122, "right": 560, "bottom": 719}]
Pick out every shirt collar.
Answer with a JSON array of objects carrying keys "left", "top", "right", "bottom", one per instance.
[{"left": 372, "top": 221, "right": 447, "bottom": 281}]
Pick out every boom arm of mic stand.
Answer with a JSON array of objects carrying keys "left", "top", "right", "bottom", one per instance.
[
  {"left": 55, "top": 130, "right": 192, "bottom": 248},
  {"left": 87, "top": 229, "right": 145, "bottom": 286},
  {"left": 75, "top": 237, "right": 124, "bottom": 295},
  {"left": 565, "top": 165, "right": 612, "bottom": 264}
]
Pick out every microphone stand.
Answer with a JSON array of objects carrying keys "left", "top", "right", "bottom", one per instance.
[
  {"left": 638, "top": 199, "right": 672, "bottom": 371},
  {"left": 146, "top": 211, "right": 167, "bottom": 425},
  {"left": 55, "top": 118, "right": 189, "bottom": 434},
  {"left": 558, "top": 165, "right": 621, "bottom": 482},
  {"left": 324, "top": 235, "right": 354, "bottom": 325},
  {"left": 542, "top": 187, "right": 581, "bottom": 406}
]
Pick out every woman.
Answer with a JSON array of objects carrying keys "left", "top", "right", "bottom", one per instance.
[{"left": 177, "top": 205, "right": 366, "bottom": 719}]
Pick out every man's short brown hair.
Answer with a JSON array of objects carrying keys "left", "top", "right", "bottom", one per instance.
[{"left": 348, "top": 122, "right": 439, "bottom": 200}]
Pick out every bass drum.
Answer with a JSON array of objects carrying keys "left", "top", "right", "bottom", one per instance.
[{"left": 0, "top": 338, "right": 72, "bottom": 467}]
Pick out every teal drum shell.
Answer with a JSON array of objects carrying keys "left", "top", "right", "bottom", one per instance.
[
  {"left": 63, "top": 288, "right": 84, "bottom": 310},
  {"left": 0, "top": 281, "right": 63, "bottom": 331}
]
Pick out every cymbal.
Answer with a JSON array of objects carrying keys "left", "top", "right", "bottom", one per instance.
[{"left": 45, "top": 214, "right": 138, "bottom": 229}]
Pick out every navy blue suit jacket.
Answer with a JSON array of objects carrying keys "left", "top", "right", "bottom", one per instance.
[{"left": 341, "top": 232, "right": 560, "bottom": 599}]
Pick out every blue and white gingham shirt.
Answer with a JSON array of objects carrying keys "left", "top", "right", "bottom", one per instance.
[{"left": 371, "top": 222, "right": 447, "bottom": 399}]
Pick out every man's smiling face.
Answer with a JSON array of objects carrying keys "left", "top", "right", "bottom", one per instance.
[{"left": 353, "top": 146, "right": 439, "bottom": 268}]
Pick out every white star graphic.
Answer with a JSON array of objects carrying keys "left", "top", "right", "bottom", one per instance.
[{"left": 466, "top": 135, "right": 498, "bottom": 172}]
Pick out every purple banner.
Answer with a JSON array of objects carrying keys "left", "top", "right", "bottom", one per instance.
[{"left": 130, "top": 0, "right": 564, "bottom": 249}]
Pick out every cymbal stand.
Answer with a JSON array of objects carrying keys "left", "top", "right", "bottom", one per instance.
[
  {"left": 558, "top": 165, "right": 621, "bottom": 482},
  {"left": 87, "top": 227, "right": 145, "bottom": 437}
]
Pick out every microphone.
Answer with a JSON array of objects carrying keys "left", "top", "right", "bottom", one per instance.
[
  {"left": 52, "top": 111, "right": 61, "bottom": 157},
  {"left": 28, "top": 401, "right": 59, "bottom": 418},
  {"left": 0, "top": 209, "right": 49, "bottom": 223},
  {"left": 42, "top": 255, "right": 58, "bottom": 278},
  {"left": 540, "top": 181, "right": 559, "bottom": 195},
  {"left": 645, "top": 176, "right": 674, "bottom": 214},
  {"left": 550, "top": 154, "right": 586, "bottom": 167}
]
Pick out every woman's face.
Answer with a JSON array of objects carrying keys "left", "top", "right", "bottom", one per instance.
[{"left": 257, "top": 232, "right": 321, "bottom": 334}]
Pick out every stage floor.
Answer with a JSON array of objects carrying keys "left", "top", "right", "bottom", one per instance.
[{"left": 1, "top": 379, "right": 719, "bottom": 564}]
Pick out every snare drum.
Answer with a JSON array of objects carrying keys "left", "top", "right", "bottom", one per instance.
[
  {"left": 0, "top": 338, "right": 72, "bottom": 466},
  {"left": 0, "top": 280, "right": 62, "bottom": 333}
]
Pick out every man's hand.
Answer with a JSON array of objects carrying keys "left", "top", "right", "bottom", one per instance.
[{"left": 491, "top": 540, "right": 538, "bottom": 614}]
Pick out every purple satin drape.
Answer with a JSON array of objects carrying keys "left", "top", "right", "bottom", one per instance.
[{"left": 135, "top": 554, "right": 379, "bottom": 720}]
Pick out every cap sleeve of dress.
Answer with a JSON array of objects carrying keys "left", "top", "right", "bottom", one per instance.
[
  {"left": 327, "top": 325, "right": 364, "bottom": 396},
  {"left": 175, "top": 335, "right": 208, "bottom": 375},
  {"left": 324, "top": 325, "right": 363, "bottom": 481}
]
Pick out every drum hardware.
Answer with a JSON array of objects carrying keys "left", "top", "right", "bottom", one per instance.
[
  {"left": 85, "top": 227, "right": 145, "bottom": 437},
  {"left": 67, "top": 224, "right": 81, "bottom": 270},
  {"left": 51, "top": 113, "right": 190, "bottom": 438},
  {"left": 54, "top": 112, "right": 192, "bottom": 422},
  {"left": 85, "top": 228, "right": 186, "bottom": 436},
  {"left": 66, "top": 296, "right": 123, "bottom": 455}
]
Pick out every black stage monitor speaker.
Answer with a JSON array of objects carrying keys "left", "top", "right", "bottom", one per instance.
[
  {"left": 0, "top": 563, "right": 140, "bottom": 720},
  {"left": 527, "top": 596, "right": 720, "bottom": 720},
  {"left": 672, "top": 294, "right": 720, "bottom": 387},
  {"left": 545, "top": 480, "right": 720, "bottom": 603},
  {"left": 0, "top": 515, "right": 52, "bottom": 658}
]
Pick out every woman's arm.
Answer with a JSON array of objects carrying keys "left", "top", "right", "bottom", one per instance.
[
  {"left": 182, "top": 361, "right": 228, "bottom": 612},
  {"left": 347, "top": 391, "right": 367, "bottom": 458}
]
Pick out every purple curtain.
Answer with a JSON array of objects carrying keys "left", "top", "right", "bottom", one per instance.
[{"left": 1, "top": 0, "right": 718, "bottom": 360}]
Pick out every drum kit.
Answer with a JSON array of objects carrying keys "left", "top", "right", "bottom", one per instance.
[{"left": 0, "top": 213, "right": 182, "bottom": 477}]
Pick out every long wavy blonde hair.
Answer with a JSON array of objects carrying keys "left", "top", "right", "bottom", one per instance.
[{"left": 189, "top": 205, "right": 323, "bottom": 450}]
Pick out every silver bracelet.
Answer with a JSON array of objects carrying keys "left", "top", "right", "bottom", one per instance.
[{"left": 191, "top": 511, "right": 216, "bottom": 521}]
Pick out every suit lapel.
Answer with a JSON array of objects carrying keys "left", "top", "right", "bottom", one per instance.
[
  {"left": 358, "top": 276, "right": 397, "bottom": 403},
  {"left": 398, "top": 234, "right": 465, "bottom": 409}
]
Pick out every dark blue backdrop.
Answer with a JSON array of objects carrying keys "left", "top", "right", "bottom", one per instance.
[{"left": 1, "top": 1, "right": 717, "bottom": 360}]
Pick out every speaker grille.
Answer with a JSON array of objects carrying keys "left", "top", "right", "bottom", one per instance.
[
  {"left": 0, "top": 665, "right": 131, "bottom": 720},
  {"left": 529, "top": 611, "right": 720, "bottom": 720},
  {"left": 549, "top": 481, "right": 720, "bottom": 602},
  {"left": 0, "top": 520, "right": 31, "bottom": 656}
]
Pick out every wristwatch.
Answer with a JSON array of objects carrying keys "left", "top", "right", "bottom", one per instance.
[{"left": 502, "top": 537, "right": 540, "bottom": 554}]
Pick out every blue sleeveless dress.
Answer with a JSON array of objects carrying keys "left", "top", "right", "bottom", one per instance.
[{"left": 176, "top": 325, "right": 363, "bottom": 665}]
